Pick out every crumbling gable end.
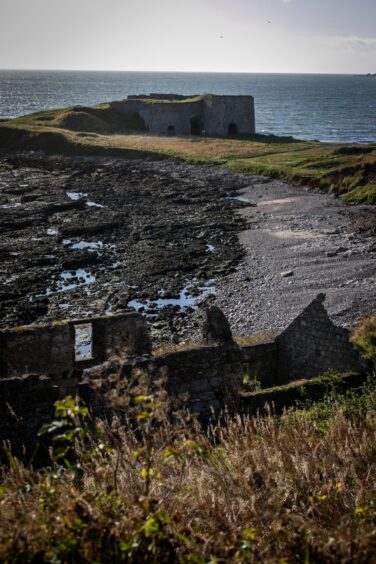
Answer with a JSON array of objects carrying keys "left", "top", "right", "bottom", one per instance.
[{"left": 276, "top": 293, "right": 369, "bottom": 383}]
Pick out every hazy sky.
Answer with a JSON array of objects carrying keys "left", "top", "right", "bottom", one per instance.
[{"left": 1, "top": 0, "right": 375, "bottom": 73}]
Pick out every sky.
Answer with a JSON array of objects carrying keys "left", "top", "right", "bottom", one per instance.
[{"left": 1, "top": 0, "right": 375, "bottom": 73}]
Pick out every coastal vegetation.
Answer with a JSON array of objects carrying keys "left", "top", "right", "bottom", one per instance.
[
  {"left": 0, "top": 104, "right": 375, "bottom": 204},
  {"left": 0, "top": 365, "right": 375, "bottom": 562},
  {"left": 351, "top": 314, "right": 376, "bottom": 363},
  {"left": 0, "top": 320, "right": 374, "bottom": 563}
]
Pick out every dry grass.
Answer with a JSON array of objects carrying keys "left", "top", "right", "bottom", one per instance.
[
  {"left": 0, "top": 370, "right": 375, "bottom": 563},
  {"left": 152, "top": 340, "right": 206, "bottom": 356},
  {"left": 1, "top": 105, "right": 376, "bottom": 204},
  {"left": 234, "top": 332, "right": 278, "bottom": 346},
  {"left": 152, "top": 333, "right": 277, "bottom": 356},
  {"left": 352, "top": 314, "right": 376, "bottom": 362}
]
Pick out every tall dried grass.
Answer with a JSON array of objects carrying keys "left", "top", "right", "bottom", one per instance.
[
  {"left": 0, "top": 371, "right": 375, "bottom": 562},
  {"left": 352, "top": 314, "right": 376, "bottom": 363}
]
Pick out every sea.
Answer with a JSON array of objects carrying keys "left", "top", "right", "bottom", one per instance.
[{"left": 0, "top": 70, "right": 375, "bottom": 144}]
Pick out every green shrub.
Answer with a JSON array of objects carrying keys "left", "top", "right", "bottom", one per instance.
[{"left": 352, "top": 314, "right": 376, "bottom": 362}]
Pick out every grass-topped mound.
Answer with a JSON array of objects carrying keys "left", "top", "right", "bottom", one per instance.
[
  {"left": 8, "top": 104, "right": 147, "bottom": 135},
  {"left": 51, "top": 109, "right": 112, "bottom": 133},
  {"left": 1, "top": 103, "right": 376, "bottom": 204}
]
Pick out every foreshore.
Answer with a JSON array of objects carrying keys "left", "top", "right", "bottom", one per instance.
[{"left": 1, "top": 150, "right": 375, "bottom": 344}]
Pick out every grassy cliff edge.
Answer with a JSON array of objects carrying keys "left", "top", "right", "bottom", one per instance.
[{"left": 0, "top": 104, "right": 375, "bottom": 204}]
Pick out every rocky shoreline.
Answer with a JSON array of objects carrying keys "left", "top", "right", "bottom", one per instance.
[{"left": 0, "top": 151, "right": 375, "bottom": 344}]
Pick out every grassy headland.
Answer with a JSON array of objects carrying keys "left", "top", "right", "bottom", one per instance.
[{"left": 0, "top": 103, "right": 375, "bottom": 203}]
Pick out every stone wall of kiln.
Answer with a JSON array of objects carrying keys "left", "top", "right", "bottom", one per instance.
[
  {"left": 202, "top": 95, "right": 255, "bottom": 136},
  {"left": 111, "top": 99, "right": 203, "bottom": 136},
  {"left": 110, "top": 94, "right": 256, "bottom": 136}
]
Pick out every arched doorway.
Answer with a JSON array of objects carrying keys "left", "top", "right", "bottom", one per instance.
[
  {"left": 190, "top": 117, "right": 204, "bottom": 135},
  {"left": 167, "top": 125, "right": 175, "bottom": 134},
  {"left": 228, "top": 123, "right": 238, "bottom": 135}
]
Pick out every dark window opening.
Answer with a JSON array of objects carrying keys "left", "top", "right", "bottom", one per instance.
[
  {"left": 167, "top": 125, "right": 175, "bottom": 134},
  {"left": 74, "top": 323, "right": 93, "bottom": 361},
  {"left": 228, "top": 123, "right": 238, "bottom": 135},
  {"left": 190, "top": 117, "right": 204, "bottom": 135}
]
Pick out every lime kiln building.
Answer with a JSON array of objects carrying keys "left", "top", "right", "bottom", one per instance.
[{"left": 110, "top": 93, "right": 255, "bottom": 136}]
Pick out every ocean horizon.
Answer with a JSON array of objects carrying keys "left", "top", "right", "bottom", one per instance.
[{"left": 1, "top": 70, "right": 375, "bottom": 143}]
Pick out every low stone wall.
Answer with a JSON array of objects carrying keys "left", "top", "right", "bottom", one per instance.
[
  {"left": 92, "top": 313, "right": 152, "bottom": 361},
  {"left": 79, "top": 341, "right": 277, "bottom": 422}
]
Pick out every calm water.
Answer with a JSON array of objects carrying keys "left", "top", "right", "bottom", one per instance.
[{"left": 0, "top": 70, "right": 375, "bottom": 143}]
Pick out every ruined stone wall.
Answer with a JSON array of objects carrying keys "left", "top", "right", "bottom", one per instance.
[
  {"left": 242, "top": 341, "right": 278, "bottom": 388},
  {"left": 0, "top": 373, "right": 78, "bottom": 463},
  {"left": 0, "top": 322, "right": 75, "bottom": 379},
  {"left": 155, "top": 345, "right": 244, "bottom": 420},
  {"left": 0, "top": 297, "right": 369, "bottom": 457},
  {"left": 81, "top": 341, "right": 277, "bottom": 422},
  {"left": 276, "top": 294, "right": 368, "bottom": 383},
  {"left": 92, "top": 313, "right": 151, "bottom": 361},
  {"left": 0, "top": 313, "right": 151, "bottom": 379},
  {"left": 0, "top": 312, "right": 151, "bottom": 461}
]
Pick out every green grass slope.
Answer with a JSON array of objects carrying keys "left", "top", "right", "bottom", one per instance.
[{"left": 0, "top": 104, "right": 376, "bottom": 204}]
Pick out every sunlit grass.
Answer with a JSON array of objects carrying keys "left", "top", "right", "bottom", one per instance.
[{"left": 1, "top": 105, "right": 376, "bottom": 204}]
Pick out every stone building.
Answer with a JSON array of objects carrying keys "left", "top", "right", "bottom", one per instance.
[
  {"left": 0, "top": 296, "right": 370, "bottom": 459},
  {"left": 110, "top": 93, "right": 255, "bottom": 136}
]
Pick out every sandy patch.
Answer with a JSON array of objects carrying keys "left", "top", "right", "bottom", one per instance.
[
  {"left": 272, "top": 230, "right": 322, "bottom": 239},
  {"left": 261, "top": 197, "right": 300, "bottom": 206}
]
